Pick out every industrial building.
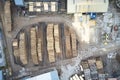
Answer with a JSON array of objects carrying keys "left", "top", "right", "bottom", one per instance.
[
  {"left": 0, "top": 30, "right": 6, "bottom": 67},
  {"left": 26, "top": 70, "right": 59, "bottom": 80},
  {"left": 0, "top": 70, "right": 3, "bottom": 80},
  {"left": 67, "top": 0, "right": 109, "bottom": 14}
]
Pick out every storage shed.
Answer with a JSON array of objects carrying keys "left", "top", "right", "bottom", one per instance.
[
  {"left": 26, "top": 70, "right": 59, "bottom": 80},
  {"left": 14, "top": 0, "right": 24, "bottom": 6}
]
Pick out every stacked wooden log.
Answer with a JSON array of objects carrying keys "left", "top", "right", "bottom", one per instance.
[
  {"left": 19, "top": 32, "right": 28, "bottom": 65},
  {"left": 30, "top": 27, "right": 39, "bottom": 64},
  {"left": 64, "top": 27, "right": 72, "bottom": 58},
  {"left": 4, "top": 1, "right": 12, "bottom": 32},
  {"left": 12, "top": 39, "right": 19, "bottom": 63},
  {"left": 54, "top": 24, "right": 61, "bottom": 56},
  {"left": 12, "top": 23, "right": 79, "bottom": 66},
  {"left": 70, "top": 28, "right": 77, "bottom": 57},
  {"left": 37, "top": 38, "right": 42, "bottom": 62},
  {"left": 47, "top": 24, "right": 55, "bottom": 62}
]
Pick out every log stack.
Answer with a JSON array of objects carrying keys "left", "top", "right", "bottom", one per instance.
[
  {"left": 54, "top": 24, "right": 61, "bottom": 56},
  {"left": 19, "top": 32, "right": 28, "bottom": 65},
  {"left": 64, "top": 27, "right": 72, "bottom": 58},
  {"left": 37, "top": 38, "right": 42, "bottom": 62},
  {"left": 30, "top": 27, "right": 39, "bottom": 64},
  {"left": 47, "top": 24, "right": 55, "bottom": 62},
  {"left": 4, "top": 1, "right": 12, "bottom": 32},
  {"left": 13, "top": 39, "right": 19, "bottom": 63},
  {"left": 70, "top": 28, "right": 77, "bottom": 57}
]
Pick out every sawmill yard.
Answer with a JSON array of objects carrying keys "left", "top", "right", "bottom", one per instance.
[
  {"left": 12, "top": 22, "right": 79, "bottom": 69},
  {"left": 1, "top": 0, "right": 120, "bottom": 80}
]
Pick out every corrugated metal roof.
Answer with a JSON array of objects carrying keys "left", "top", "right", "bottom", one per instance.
[
  {"left": 14, "top": 0, "right": 24, "bottom": 6},
  {"left": 0, "top": 70, "right": 3, "bottom": 80},
  {"left": 67, "top": 0, "right": 109, "bottom": 13},
  {"left": 67, "top": 0, "right": 76, "bottom": 13},
  {"left": 26, "top": 70, "right": 59, "bottom": 80},
  {"left": 0, "top": 31, "right": 6, "bottom": 67},
  {"left": 108, "top": 78, "right": 117, "bottom": 80}
]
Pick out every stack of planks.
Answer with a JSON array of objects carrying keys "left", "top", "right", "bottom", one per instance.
[
  {"left": 19, "top": 32, "right": 28, "bottom": 65},
  {"left": 4, "top": 1, "right": 12, "bottom": 32},
  {"left": 64, "top": 27, "right": 72, "bottom": 58},
  {"left": 47, "top": 24, "right": 55, "bottom": 62},
  {"left": 54, "top": 24, "right": 61, "bottom": 56},
  {"left": 30, "top": 27, "right": 39, "bottom": 64},
  {"left": 37, "top": 27, "right": 42, "bottom": 62},
  {"left": 96, "top": 57, "right": 103, "bottom": 70},
  {"left": 12, "top": 39, "right": 19, "bottom": 63},
  {"left": 70, "top": 28, "right": 77, "bottom": 57}
]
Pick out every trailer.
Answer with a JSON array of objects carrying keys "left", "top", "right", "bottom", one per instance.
[
  {"left": 30, "top": 27, "right": 39, "bottom": 64},
  {"left": 64, "top": 27, "right": 72, "bottom": 58},
  {"left": 47, "top": 24, "right": 55, "bottom": 62},
  {"left": 19, "top": 32, "right": 28, "bottom": 65}
]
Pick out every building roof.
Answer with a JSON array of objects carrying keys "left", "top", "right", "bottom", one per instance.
[
  {"left": 108, "top": 78, "right": 117, "bottom": 80},
  {"left": 67, "top": 0, "right": 109, "bottom": 14},
  {"left": 14, "top": 0, "right": 24, "bottom": 6},
  {"left": 26, "top": 70, "right": 59, "bottom": 80},
  {"left": 0, "top": 70, "right": 3, "bottom": 80},
  {"left": 0, "top": 32, "right": 5, "bottom": 67}
]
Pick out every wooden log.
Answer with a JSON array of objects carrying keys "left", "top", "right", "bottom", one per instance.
[
  {"left": 64, "top": 26, "right": 72, "bottom": 58},
  {"left": 19, "top": 32, "right": 28, "bottom": 65},
  {"left": 13, "top": 39, "right": 19, "bottom": 63},
  {"left": 30, "top": 27, "right": 39, "bottom": 64},
  {"left": 37, "top": 38, "right": 42, "bottom": 62},
  {"left": 47, "top": 24, "right": 55, "bottom": 62},
  {"left": 70, "top": 28, "right": 77, "bottom": 57},
  {"left": 54, "top": 24, "right": 61, "bottom": 55}
]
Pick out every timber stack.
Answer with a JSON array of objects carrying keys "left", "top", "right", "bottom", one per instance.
[
  {"left": 47, "top": 24, "right": 55, "bottom": 62},
  {"left": 30, "top": 27, "right": 39, "bottom": 64},
  {"left": 19, "top": 32, "right": 28, "bottom": 65}
]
